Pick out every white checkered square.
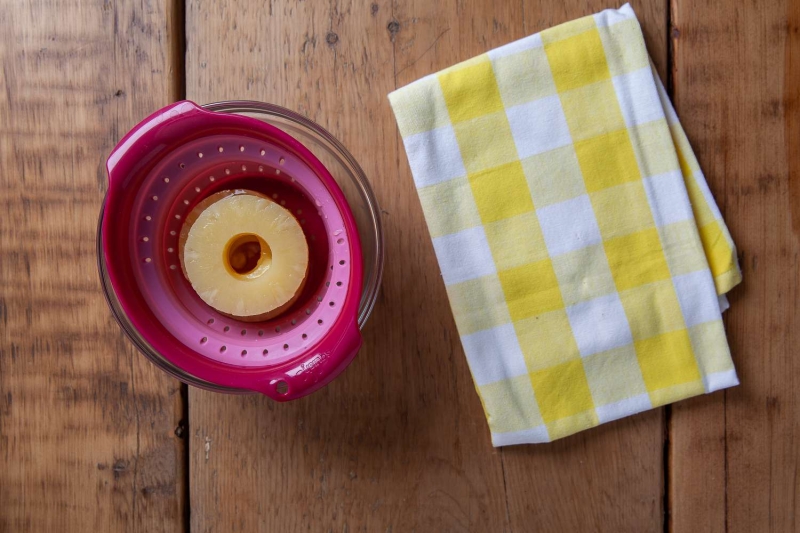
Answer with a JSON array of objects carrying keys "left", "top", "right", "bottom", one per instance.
[
  {"left": 612, "top": 67, "right": 665, "bottom": 127},
  {"left": 432, "top": 226, "right": 496, "bottom": 285},
  {"left": 594, "top": 2, "right": 635, "bottom": 27},
  {"left": 492, "top": 425, "right": 550, "bottom": 446},
  {"left": 704, "top": 369, "right": 739, "bottom": 392},
  {"left": 673, "top": 271, "right": 721, "bottom": 327},
  {"left": 403, "top": 125, "right": 466, "bottom": 188},
  {"left": 596, "top": 394, "right": 652, "bottom": 423},
  {"left": 488, "top": 32, "right": 543, "bottom": 60},
  {"left": 643, "top": 170, "right": 693, "bottom": 227},
  {"left": 462, "top": 324, "right": 528, "bottom": 385},
  {"left": 537, "top": 194, "right": 602, "bottom": 256},
  {"left": 566, "top": 293, "right": 634, "bottom": 357},
  {"left": 507, "top": 95, "right": 572, "bottom": 159}
]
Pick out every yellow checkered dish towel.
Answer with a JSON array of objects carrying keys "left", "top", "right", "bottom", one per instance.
[{"left": 388, "top": 4, "right": 742, "bottom": 446}]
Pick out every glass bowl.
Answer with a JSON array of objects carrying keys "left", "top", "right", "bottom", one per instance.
[{"left": 97, "top": 100, "right": 384, "bottom": 394}]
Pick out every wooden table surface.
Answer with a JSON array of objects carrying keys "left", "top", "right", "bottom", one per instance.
[{"left": 1, "top": 0, "right": 798, "bottom": 531}]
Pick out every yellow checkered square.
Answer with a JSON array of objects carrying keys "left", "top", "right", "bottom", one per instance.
[
  {"left": 597, "top": 19, "right": 650, "bottom": 76},
  {"left": 630, "top": 120, "right": 681, "bottom": 178},
  {"left": 685, "top": 174, "right": 717, "bottom": 227},
  {"left": 446, "top": 275, "right": 511, "bottom": 336},
  {"left": 591, "top": 181, "right": 655, "bottom": 239},
  {"left": 390, "top": 75, "right": 452, "bottom": 137},
  {"left": 649, "top": 381, "right": 706, "bottom": 408},
  {"left": 545, "top": 28, "right": 611, "bottom": 92},
  {"left": 439, "top": 58, "right": 504, "bottom": 123},
  {"left": 479, "top": 375, "right": 545, "bottom": 433},
  {"left": 521, "top": 146, "right": 586, "bottom": 207},
  {"left": 619, "top": 280, "right": 686, "bottom": 341},
  {"left": 688, "top": 320, "right": 734, "bottom": 375},
  {"left": 699, "top": 221, "right": 737, "bottom": 281},
  {"left": 550, "top": 244, "right": 617, "bottom": 306},
  {"left": 658, "top": 221, "right": 709, "bottom": 277},
  {"left": 499, "top": 259, "right": 564, "bottom": 321},
  {"left": 469, "top": 161, "right": 534, "bottom": 223},
  {"left": 575, "top": 129, "right": 641, "bottom": 192},
  {"left": 604, "top": 228, "right": 672, "bottom": 291},
  {"left": 493, "top": 47, "right": 557, "bottom": 107},
  {"left": 484, "top": 211, "right": 548, "bottom": 271},
  {"left": 454, "top": 111, "right": 518, "bottom": 173},
  {"left": 559, "top": 80, "right": 627, "bottom": 142},
  {"left": 530, "top": 359, "right": 595, "bottom": 423},
  {"left": 515, "top": 309, "right": 581, "bottom": 371},
  {"left": 547, "top": 410, "right": 600, "bottom": 441},
  {"left": 418, "top": 177, "right": 481, "bottom": 238},
  {"left": 583, "top": 345, "right": 648, "bottom": 406},
  {"left": 669, "top": 121, "right": 701, "bottom": 175},
  {"left": 635, "top": 329, "right": 702, "bottom": 393}
]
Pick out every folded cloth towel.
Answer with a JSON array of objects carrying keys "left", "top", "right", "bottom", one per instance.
[{"left": 388, "top": 3, "right": 742, "bottom": 446}]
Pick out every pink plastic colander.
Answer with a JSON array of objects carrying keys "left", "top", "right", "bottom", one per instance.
[{"left": 98, "top": 101, "right": 383, "bottom": 401}]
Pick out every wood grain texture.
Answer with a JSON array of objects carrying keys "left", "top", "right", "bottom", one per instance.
[
  {"left": 0, "top": 0, "right": 185, "bottom": 531},
  {"left": 669, "top": 0, "right": 800, "bottom": 532},
  {"left": 186, "top": 1, "right": 667, "bottom": 531}
]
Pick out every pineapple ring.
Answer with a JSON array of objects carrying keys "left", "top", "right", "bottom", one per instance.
[{"left": 179, "top": 190, "right": 309, "bottom": 322}]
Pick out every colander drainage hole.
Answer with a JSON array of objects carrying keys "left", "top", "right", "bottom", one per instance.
[
  {"left": 259, "top": 166, "right": 264, "bottom": 172},
  {"left": 283, "top": 343, "right": 289, "bottom": 350},
  {"left": 210, "top": 176, "right": 216, "bottom": 182},
  {"left": 207, "top": 318, "right": 215, "bottom": 325},
  {"left": 144, "top": 257, "right": 152, "bottom": 263},
  {"left": 179, "top": 163, "right": 185, "bottom": 169},
  {"left": 144, "top": 215, "right": 151, "bottom": 221},
  {"left": 329, "top": 301, "right": 335, "bottom": 307},
  {"left": 163, "top": 177, "right": 170, "bottom": 183},
  {"left": 302, "top": 333, "right": 307, "bottom": 340},
  {"left": 337, "top": 238, "right": 344, "bottom": 244},
  {"left": 326, "top": 281, "right": 330, "bottom": 287},
  {"left": 170, "top": 230, "right": 176, "bottom": 236},
  {"left": 168, "top": 247, "right": 174, "bottom": 253},
  {"left": 336, "top": 281, "right": 342, "bottom": 287},
  {"left": 220, "top": 346, "right": 227, "bottom": 353},
  {"left": 241, "top": 329, "right": 247, "bottom": 336},
  {"left": 225, "top": 168, "right": 231, "bottom": 175},
  {"left": 291, "top": 319, "right": 297, "bottom": 325},
  {"left": 260, "top": 149, "right": 266, "bottom": 156},
  {"left": 170, "top": 265, "right": 177, "bottom": 270},
  {"left": 279, "top": 157, "right": 285, "bottom": 165},
  {"left": 258, "top": 330, "right": 264, "bottom": 337},
  {"left": 142, "top": 236, "right": 149, "bottom": 242},
  {"left": 152, "top": 195, "right": 158, "bottom": 201},
  {"left": 239, "top": 145, "right": 245, "bottom": 152},
  {"left": 339, "top": 260, "right": 346, "bottom": 265},
  {"left": 262, "top": 349, "right": 268, "bottom": 356},
  {"left": 195, "top": 186, "right": 201, "bottom": 193},
  {"left": 275, "top": 326, "right": 281, "bottom": 333},
  {"left": 276, "top": 381, "right": 288, "bottom": 395},
  {"left": 218, "top": 146, "right": 224, "bottom": 152},
  {"left": 305, "top": 309, "right": 311, "bottom": 315},
  {"left": 318, "top": 319, "right": 323, "bottom": 325},
  {"left": 175, "top": 214, "right": 181, "bottom": 220},
  {"left": 241, "top": 350, "right": 247, "bottom": 357},
  {"left": 198, "top": 152, "right": 204, "bottom": 158},
  {"left": 200, "top": 337, "right": 207, "bottom": 344},
  {"left": 223, "top": 326, "right": 230, "bottom": 332}
]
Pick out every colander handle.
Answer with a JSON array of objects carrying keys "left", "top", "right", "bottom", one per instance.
[
  {"left": 106, "top": 101, "right": 209, "bottom": 180},
  {"left": 254, "top": 314, "right": 363, "bottom": 401}
]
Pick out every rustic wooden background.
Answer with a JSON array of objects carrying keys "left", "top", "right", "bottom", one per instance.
[{"left": 1, "top": 0, "right": 797, "bottom": 531}]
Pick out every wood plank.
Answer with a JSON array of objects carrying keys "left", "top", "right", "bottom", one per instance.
[
  {"left": 669, "top": 0, "right": 800, "bottom": 531},
  {"left": 187, "top": 0, "right": 668, "bottom": 531},
  {"left": 501, "top": 2, "right": 667, "bottom": 531},
  {"left": 0, "top": 1, "right": 186, "bottom": 531},
  {"left": 186, "top": 1, "right": 510, "bottom": 530}
]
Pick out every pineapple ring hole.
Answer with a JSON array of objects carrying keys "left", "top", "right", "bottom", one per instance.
[{"left": 223, "top": 233, "right": 272, "bottom": 278}]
